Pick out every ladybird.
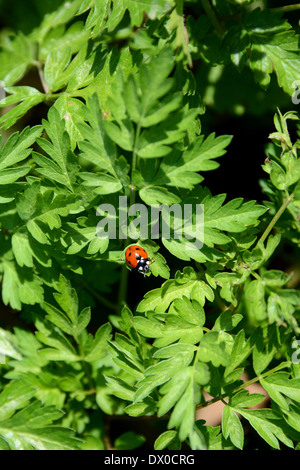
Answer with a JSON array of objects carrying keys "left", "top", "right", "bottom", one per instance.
[{"left": 125, "top": 245, "right": 151, "bottom": 276}]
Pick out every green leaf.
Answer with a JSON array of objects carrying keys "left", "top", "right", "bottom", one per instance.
[
  {"left": 78, "top": 95, "right": 119, "bottom": 176},
  {"left": 134, "top": 353, "right": 193, "bottom": 403},
  {"left": 0, "top": 126, "right": 42, "bottom": 170},
  {"left": 222, "top": 405, "right": 244, "bottom": 449},
  {"left": 83, "top": 0, "right": 111, "bottom": 36},
  {"left": 124, "top": 400, "right": 157, "bottom": 417},
  {"left": 0, "top": 166, "right": 30, "bottom": 185},
  {"left": 152, "top": 134, "right": 232, "bottom": 189},
  {"left": 237, "top": 408, "right": 293, "bottom": 449},
  {"left": 214, "top": 310, "right": 243, "bottom": 332},
  {"left": 84, "top": 323, "right": 112, "bottom": 362},
  {"left": 261, "top": 372, "right": 300, "bottom": 407},
  {"left": 0, "top": 88, "right": 45, "bottom": 129},
  {"left": 65, "top": 215, "right": 109, "bottom": 255},
  {"left": 76, "top": 307, "right": 91, "bottom": 337},
  {"left": 157, "top": 367, "right": 193, "bottom": 417},
  {"left": 53, "top": 275, "right": 78, "bottom": 324},
  {"left": 137, "top": 267, "right": 212, "bottom": 312},
  {"left": 109, "top": 341, "right": 144, "bottom": 379},
  {"left": 55, "top": 96, "right": 86, "bottom": 149},
  {"left": 230, "top": 389, "right": 266, "bottom": 408},
  {"left": 105, "top": 376, "right": 136, "bottom": 402},
  {"left": 44, "top": 47, "right": 72, "bottom": 92},
  {"left": 35, "top": 318, "right": 79, "bottom": 362},
  {"left": 252, "top": 325, "right": 279, "bottom": 375},
  {"left": 11, "top": 230, "right": 33, "bottom": 268},
  {"left": 114, "top": 431, "right": 145, "bottom": 450},
  {"left": 137, "top": 109, "right": 198, "bottom": 158},
  {"left": 36, "top": 0, "right": 84, "bottom": 42},
  {"left": 167, "top": 375, "right": 200, "bottom": 441},
  {"left": 154, "top": 430, "right": 178, "bottom": 450},
  {"left": 0, "top": 381, "right": 35, "bottom": 421},
  {"left": 172, "top": 296, "right": 205, "bottom": 326},
  {"left": 103, "top": 48, "right": 200, "bottom": 160},
  {"left": 0, "top": 32, "right": 33, "bottom": 85},
  {"left": 244, "top": 279, "right": 267, "bottom": 322},
  {"left": 198, "top": 332, "right": 230, "bottom": 367},
  {"left": 188, "top": 425, "right": 206, "bottom": 450},
  {"left": 139, "top": 186, "right": 181, "bottom": 205},
  {"left": 261, "top": 269, "right": 290, "bottom": 287},
  {"left": 1, "top": 259, "right": 44, "bottom": 310},
  {"left": 79, "top": 172, "right": 122, "bottom": 194},
  {"left": 0, "top": 400, "right": 81, "bottom": 450},
  {"left": 226, "top": 9, "right": 300, "bottom": 95},
  {"left": 0, "top": 328, "right": 22, "bottom": 361},
  {"left": 136, "top": 315, "right": 203, "bottom": 348},
  {"left": 35, "top": 106, "right": 79, "bottom": 190},
  {"left": 42, "top": 302, "right": 73, "bottom": 336},
  {"left": 205, "top": 195, "right": 267, "bottom": 233},
  {"left": 106, "top": 0, "right": 173, "bottom": 30},
  {"left": 0, "top": 183, "right": 26, "bottom": 204},
  {"left": 16, "top": 187, "right": 78, "bottom": 246}
]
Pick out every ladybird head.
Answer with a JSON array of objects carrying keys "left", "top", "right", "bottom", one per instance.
[{"left": 137, "top": 258, "right": 150, "bottom": 274}]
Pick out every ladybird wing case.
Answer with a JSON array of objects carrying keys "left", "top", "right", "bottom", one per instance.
[{"left": 125, "top": 246, "right": 138, "bottom": 268}]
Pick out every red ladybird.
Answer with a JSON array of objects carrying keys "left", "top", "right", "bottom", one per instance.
[{"left": 125, "top": 245, "right": 151, "bottom": 276}]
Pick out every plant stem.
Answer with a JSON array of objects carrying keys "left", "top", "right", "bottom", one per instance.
[
  {"left": 271, "top": 3, "right": 300, "bottom": 13},
  {"left": 258, "top": 194, "right": 293, "bottom": 245},
  {"left": 250, "top": 270, "right": 262, "bottom": 281},
  {"left": 214, "top": 290, "right": 228, "bottom": 312},
  {"left": 196, "top": 361, "right": 291, "bottom": 411},
  {"left": 118, "top": 264, "right": 129, "bottom": 311},
  {"left": 200, "top": 0, "right": 225, "bottom": 36},
  {"left": 130, "top": 121, "right": 141, "bottom": 207},
  {"left": 117, "top": 121, "right": 142, "bottom": 308},
  {"left": 33, "top": 60, "right": 50, "bottom": 95},
  {"left": 78, "top": 341, "right": 96, "bottom": 394}
]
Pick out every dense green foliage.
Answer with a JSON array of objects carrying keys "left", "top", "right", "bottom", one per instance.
[{"left": 0, "top": 0, "right": 299, "bottom": 450}]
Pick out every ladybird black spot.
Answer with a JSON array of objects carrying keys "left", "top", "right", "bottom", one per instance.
[
  {"left": 128, "top": 252, "right": 132, "bottom": 256},
  {"left": 136, "top": 247, "right": 141, "bottom": 250}
]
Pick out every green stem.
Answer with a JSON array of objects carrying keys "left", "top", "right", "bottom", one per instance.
[
  {"left": 214, "top": 290, "right": 228, "bottom": 312},
  {"left": 117, "top": 122, "right": 142, "bottom": 308},
  {"left": 271, "top": 3, "right": 300, "bottom": 13},
  {"left": 251, "top": 270, "right": 262, "bottom": 282},
  {"left": 33, "top": 60, "right": 50, "bottom": 95},
  {"left": 130, "top": 121, "right": 141, "bottom": 207},
  {"left": 258, "top": 194, "right": 293, "bottom": 245},
  {"left": 200, "top": 0, "right": 225, "bottom": 36},
  {"left": 118, "top": 264, "right": 129, "bottom": 311},
  {"left": 79, "top": 343, "right": 96, "bottom": 393},
  {"left": 196, "top": 361, "right": 291, "bottom": 411}
]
